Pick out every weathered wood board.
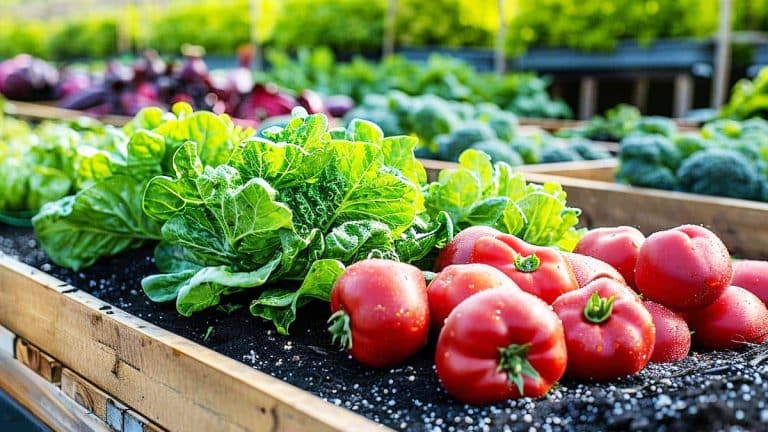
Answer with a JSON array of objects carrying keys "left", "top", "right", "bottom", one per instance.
[{"left": 0, "top": 255, "right": 387, "bottom": 432}]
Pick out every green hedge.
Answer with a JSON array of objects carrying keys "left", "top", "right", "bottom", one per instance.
[{"left": 1, "top": 0, "right": 767, "bottom": 60}]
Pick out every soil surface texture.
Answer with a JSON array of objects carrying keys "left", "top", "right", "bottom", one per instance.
[{"left": 1, "top": 225, "right": 767, "bottom": 432}]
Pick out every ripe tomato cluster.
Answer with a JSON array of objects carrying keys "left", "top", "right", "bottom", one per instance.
[{"left": 327, "top": 224, "right": 768, "bottom": 406}]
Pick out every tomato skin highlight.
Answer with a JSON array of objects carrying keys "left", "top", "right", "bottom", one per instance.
[
  {"left": 562, "top": 252, "right": 626, "bottom": 288},
  {"left": 329, "top": 259, "right": 429, "bottom": 368},
  {"left": 635, "top": 225, "right": 732, "bottom": 311},
  {"left": 470, "top": 234, "right": 579, "bottom": 304},
  {"left": 643, "top": 301, "right": 691, "bottom": 363},
  {"left": 686, "top": 285, "right": 768, "bottom": 350},
  {"left": 553, "top": 278, "right": 655, "bottom": 380},
  {"left": 732, "top": 260, "right": 768, "bottom": 306},
  {"left": 427, "top": 264, "right": 520, "bottom": 330},
  {"left": 435, "top": 287, "right": 567, "bottom": 405},
  {"left": 434, "top": 226, "right": 501, "bottom": 271},
  {"left": 573, "top": 226, "right": 645, "bottom": 290}
]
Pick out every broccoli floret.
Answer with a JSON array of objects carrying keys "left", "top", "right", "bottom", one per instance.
[
  {"left": 470, "top": 140, "right": 524, "bottom": 166},
  {"left": 409, "top": 96, "right": 460, "bottom": 143},
  {"left": 509, "top": 136, "right": 542, "bottom": 164},
  {"left": 615, "top": 159, "right": 679, "bottom": 190},
  {"left": 539, "top": 147, "right": 583, "bottom": 163},
  {"left": 569, "top": 139, "right": 612, "bottom": 160},
  {"left": 619, "top": 134, "right": 682, "bottom": 170},
  {"left": 474, "top": 107, "right": 518, "bottom": 141},
  {"left": 676, "top": 149, "right": 763, "bottom": 200},
  {"left": 437, "top": 121, "right": 496, "bottom": 162},
  {"left": 343, "top": 108, "right": 402, "bottom": 137},
  {"left": 674, "top": 134, "right": 713, "bottom": 158},
  {"left": 633, "top": 116, "right": 677, "bottom": 137}
]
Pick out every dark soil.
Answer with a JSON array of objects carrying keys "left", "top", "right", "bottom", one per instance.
[{"left": 2, "top": 225, "right": 767, "bottom": 432}]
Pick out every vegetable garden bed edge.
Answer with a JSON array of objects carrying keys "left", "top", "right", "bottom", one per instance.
[{"left": 0, "top": 254, "right": 385, "bottom": 432}]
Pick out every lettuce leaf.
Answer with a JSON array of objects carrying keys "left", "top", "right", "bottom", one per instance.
[
  {"left": 141, "top": 112, "right": 446, "bottom": 332},
  {"left": 32, "top": 103, "right": 253, "bottom": 269},
  {"left": 424, "top": 149, "right": 584, "bottom": 250}
]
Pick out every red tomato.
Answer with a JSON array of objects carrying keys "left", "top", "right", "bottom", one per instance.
[
  {"left": 573, "top": 226, "right": 645, "bottom": 290},
  {"left": 552, "top": 278, "right": 655, "bottom": 380},
  {"left": 435, "top": 287, "right": 567, "bottom": 405},
  {"left": 434, "top": 226, "right": 501, "bottom": 271},
  {"left": 427, "top": 263, "right": 520, "bottom": 330},
  {"left": 686, "top": 285, "right": 768, "bottom": 350},
  {"left": 562, "top": 252, "right": 626, "bottom": 288},
  {"left": 643, "top": 301, "right": 691, "bottom": 363},
  {"left": 470, "top": 234, "right": 579, "bottom": 304},
  {"left": 635, "top": 225, "right": 732, "bottom": 311},
  {"left": 329, "top": 259, "right": 429, "bottom": 368},
  {"left": 732, "top": 260, "right": 768, "bottom": 306}
]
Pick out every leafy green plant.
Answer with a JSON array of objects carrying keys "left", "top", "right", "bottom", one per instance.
[{"left": 32, "top": 103, "right": 253, "bottom": 270}]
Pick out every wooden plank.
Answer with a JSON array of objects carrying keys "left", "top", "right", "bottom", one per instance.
[
  {"left": 516, "top": 159, "right": 617, "bottom": 180},
  {"left": 15, "top": 338, "right": 63, "bottom": 384},
  {"left": 0, "top": 323, "right": 14, "bottom": 357},
  {"left": 61, "top": 368, "right": 110, "bottom": 421},
  {"left": 578, "top": 76, "right": 598, "bottom": 120},
  {"left": 420, "top": 158, "right": 617, "bottom": 183},
  {"left": 523, "top": 173, "right": 768, "bottom": 259},
  {"left": 0, "top": 255, "right": 386, "bottom": 432},
  {"left": 4, "top": 101, "right": 131, "bottom": 127},
  {"left": 0, "top": 350, "right": 111, "bottom": 432},
  {"left": 674, "top": 74, "right": 694, "bottom": 118}
]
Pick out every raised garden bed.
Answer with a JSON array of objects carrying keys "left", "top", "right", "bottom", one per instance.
[{"left": 2, "top": 170, "right": 768, "bottom": 431}]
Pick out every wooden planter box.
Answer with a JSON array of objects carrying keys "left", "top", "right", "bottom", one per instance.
[
  {"left": 0, "top": 255, "right": 383, "bottom": 432},
  {"left": 2, "top": 157, "right": 768, "bottom": 431}
]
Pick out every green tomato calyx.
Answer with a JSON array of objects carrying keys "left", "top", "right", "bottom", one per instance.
[
  {"left": 328, "top": 310, "right": 352, "bottom": 350},
  {"left": 497, "top": 342, "right": 541, "bottom": 396},
  {"left": 583, "top": 292, "right": 616, "bottom": 324},
  {"left": 514, "top": 253, "right": 541, "bottom": 273}
]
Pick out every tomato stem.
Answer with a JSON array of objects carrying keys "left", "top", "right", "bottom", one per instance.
[
  {"left": 497, "top": 343, "right": 541, "bottom": 396},
  {"left": 583, "top": 292, "right": 616, "bottom": 323},
  {"left": 514, "top": 253, "right": 541, "bottom": 273},
  {"left": 327, "top": 310, "right": 352, "bottom": 350}
]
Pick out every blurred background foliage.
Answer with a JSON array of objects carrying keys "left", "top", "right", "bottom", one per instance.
[{"left": 0, "top": 0, "right": 766, "bottom": 59}]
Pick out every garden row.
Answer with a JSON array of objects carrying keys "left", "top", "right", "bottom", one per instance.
[
  {"left": 2, "top": 0, "right": 767, "bottom": 59},
  {"left": 1, "top": 102, "right": 768, "bottom": 431}
]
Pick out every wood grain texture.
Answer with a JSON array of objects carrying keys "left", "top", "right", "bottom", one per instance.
[
  {"left": 61, "top": 368, "right": 110, "bottom": 421},
  {"left": 420, "top": 158, "right": 618, "bottom": 182},
  {"left": 0, "top": 255, "right": 386, "bottom": 432},
  {"left": 0, "top": 350, "right": 110, "bottom": 432},
  {"left": 15, "top": 338, "right": 63, "bottom": 384},
  {"left": 523, "top": 173, "right": 768, "bottom": 259}
]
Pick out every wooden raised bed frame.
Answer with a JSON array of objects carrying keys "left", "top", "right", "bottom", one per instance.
[
  {"left": 2, "top": 156, "right": 766, "bottom": 431},
  {"left": 0, "top": 255, "right": 383, "bottom": 432}
]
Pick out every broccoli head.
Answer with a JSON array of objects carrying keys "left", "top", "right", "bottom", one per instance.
[
  {"left": 474, "top": 107, "right": 519, "bottom": 141},
  {"left": 569, "top": 139, "right": 612, "bottom": 160},
  {"left": 673, "top": 134, "right": 713, "bottom": 158},
  {"left": 619, "top": 134, "right": 682, "bottom": 170},
  {"left": 633, "top": 116, "right": 677, "bottom": 137},
  {"left": 470, "top": 139, "right": 524, "bottom": 166},
  {"left": 540, "top": 147, "right": 583, "bottom": 163},
  {"left": 615, "top": 159, "right": 679, "bottom": 190},
  {"left": 676, "top": 149, "right": 763, "bottom": 200},
  {"left": 409, "top": 96, "right": 460, "bottom": 142},
  {"left": 437, "top": 121, "right": 496, "bottom": 162}
]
